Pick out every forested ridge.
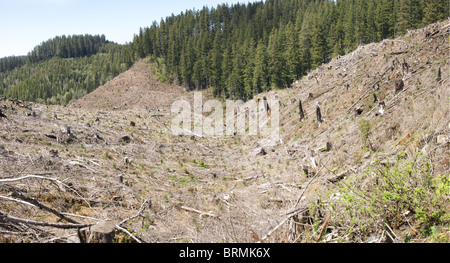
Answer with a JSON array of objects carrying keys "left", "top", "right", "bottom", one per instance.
[
  {"left": 0, "top": 34, "right": 132, "bottom": 105},
  {"left": 27, "top": 34, "right": 110, "bottom": 63},
  {"left": 131, "top": 0, "right": 448, "bottom": 100},
  {"left": 0, "top": 0, "right": 448, "bottom": 104},
  {"left": 0, "top": 56, "right": 27, "bottom": 73}
]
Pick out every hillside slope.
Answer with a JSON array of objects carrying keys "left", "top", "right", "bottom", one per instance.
[
  {"left": 0, "top": 35, "right": 131, "bottom": 105},
  {"left": 0, "top": 20, "right": 448, "bottom": 243},
  {"left": 70, "top": 59, "right": 190, "bottom": 112}
]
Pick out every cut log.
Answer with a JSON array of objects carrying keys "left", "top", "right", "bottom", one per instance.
[
  {"left": 327, "top": 171, "right": 347, "bottom": 183},
  {"left": 390, "top": 50, "right": 408, "bottom": 55},
  {"left": 45, "top": 134, "right": 57, "bottom": 140}
]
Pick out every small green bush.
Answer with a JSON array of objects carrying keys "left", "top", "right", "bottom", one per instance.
[
  {"left": 198, "top": 160, "right": 209, "bottom": 169},
  {"left": 324, "top": 152, "right": 450, "bottom": 242},
  {"left": 358, "top": 119, "right": 371, "bottom": 145}
]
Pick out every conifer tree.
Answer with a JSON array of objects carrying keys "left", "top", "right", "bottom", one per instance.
[
  {"left": 423, "top": 0, "right": 448, "bottom": 25},
  {"left": 252, "top": 40, "right": 268, "bottom": 94},
  {"left": 311, "top": 14, "right": 328, "bottom": 68}
]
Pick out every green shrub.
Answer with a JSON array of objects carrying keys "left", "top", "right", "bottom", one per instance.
[
  {"left": 198, "top": 160, "right": 209, "bottom": 169},
  {"left": 358, "top": 119, "right": 371, "bottom": 145},
  {"left": 325, "top": 152, "right": 450, "bottom": 242}
]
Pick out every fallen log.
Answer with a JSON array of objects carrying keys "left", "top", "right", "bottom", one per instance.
[
  {"left": 11, "top": 192, "right": 80, "bottom": 224},
  {"left": 0, "top": 211, "right": 92, "bottom": 229},
  {"left": 390, "top": 50, "right": 408, "bottom": 55},
  {"left": 0, "top": 174, "right": 60, "bottom": 184},
  {"left": 327, "top": 171, "right": 347, "bottom": 183}
]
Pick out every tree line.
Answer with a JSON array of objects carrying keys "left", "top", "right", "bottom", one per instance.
[
  {"left": 130, "top": 0, "right": 448, "bottom": 101},
  {"left": 27, "top": 34, "right": 109, "bottom": 63},
  {"left": 0, "top": 35, "right": 133, "bottom": 105},
  {"left": 0, "top": 56, "right": 27, "bottom": 73},
  {"left": 0, "top": 0, "right": 447, "bottom": 105}
]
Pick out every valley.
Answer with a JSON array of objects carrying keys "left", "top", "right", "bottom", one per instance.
[{"left": 0, "top": 20, "right": 449, "bottom": 243}]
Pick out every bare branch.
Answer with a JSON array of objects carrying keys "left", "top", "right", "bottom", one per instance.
[
  {"left": 115, "top": 225, "right": 143, "bottom": 243},
  {"left": 0, "top": 175, "right": 60, "bottom": 184},
  {"left": 181, "top": 206, "right": 217, "bottom": 218},
  {"left": 117, "top": 197, "right": 152, "bottom": 226}
]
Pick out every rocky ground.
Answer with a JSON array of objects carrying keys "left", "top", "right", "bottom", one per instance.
[{"left": 0, "top": 20, "right": 449, "bottom": 243}]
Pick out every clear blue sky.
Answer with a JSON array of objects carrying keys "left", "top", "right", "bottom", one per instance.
[{"left": 0, "top": 0, "right": 254, "bottom": 58}]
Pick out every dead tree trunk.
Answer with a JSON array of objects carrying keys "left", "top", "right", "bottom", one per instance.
[
  {"left": 437, "top": 67, "right": 442, "bottom": 82},
  {"left": 299, "top": 100, "right": 305, "bottom": 122},
  {"left": 316, "top": 102, "right": 323, "bottom": 126},
  {"left": 263, "top": 96, "right": 270, "bottom": 115},
  {"left": 401, "top": 59, "right": 409, "bottom": 77}
]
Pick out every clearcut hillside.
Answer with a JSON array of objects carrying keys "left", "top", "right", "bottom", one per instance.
[{"left": 0, "top": 20, "right": 448, "bottom": 243}]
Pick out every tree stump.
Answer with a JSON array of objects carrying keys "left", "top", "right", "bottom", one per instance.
[
  {"left": 0, "top": 109, "right": 7, "bottom": 119},
  {"left": 79, "top": 221, "right": 116, "bottom": 243},
  {"left": 288, "top": 209, "right": 309, "bottom": 242},
  {"left": 394, "top": 79, "right": 404, "bottom": 94},
  {"left": 373, "top": 93, "right": 378, "bottom": 103},
  {"left": 120, "top": 136, "right": 131, "bottom": 144}
]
